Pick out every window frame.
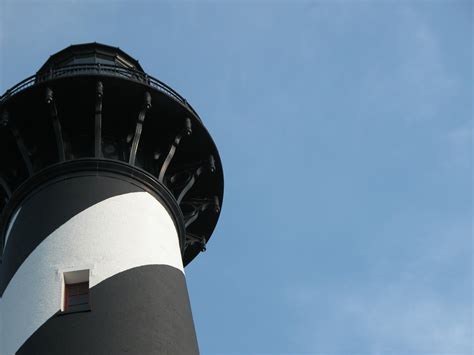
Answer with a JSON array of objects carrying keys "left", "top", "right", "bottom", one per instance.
[{"left": 61, "top": 269, "right": 91, "bottom": 314}]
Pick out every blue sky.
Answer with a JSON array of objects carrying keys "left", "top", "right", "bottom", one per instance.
[{"left": 0, "top": 1, "right": 472, "bottom": 354}]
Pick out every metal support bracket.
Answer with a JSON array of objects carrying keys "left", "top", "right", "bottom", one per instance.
[
  {"left": 45, "top": 88, "right": 66, "bottom": 162},
  {"left": 158, "top": 118, "right": 192, "bottom": 182},
  {"left": 129, "top": 91, "right": 151, "bottom": 165},
  {"left": 94, "top": 81, "right": 103, "bottom": 158},
  {"left": 182, "top": 196, "right": 220, "bottom": 229},
  {"left": 185, "top": 233, "right": 207, "bottom": 252},
  {"left": 1, "top": 111, "right": 33, "bottom": 176},
  {"left": 176, "top": 155, "right": 216, "bottom": 204},
  {"left": 0, "top": 175, "right": 12, "bottom": 199}
]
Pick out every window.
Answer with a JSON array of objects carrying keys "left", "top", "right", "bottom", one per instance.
[
  {"left": 62, "top": 269, "right": 90, "bottom": 313},
  {"left": 96, "top": 53, "right": 115, "bottom": 66},
  {"left": 65, "top": 282, "right": 90, "bottom": 312},
  {"left": 116, "top": 55, "right": 135, "bottom": 69}
]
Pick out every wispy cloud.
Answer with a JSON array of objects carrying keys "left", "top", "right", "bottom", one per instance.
[
  {"left": 284, "top": 218, "right": 472, "bottom": 355},
  {"left": 444, "top": 123, "right": 472, "bottom": 169},
  {"left": 359, "top": 4, "right": 461, "bottom": 124}
]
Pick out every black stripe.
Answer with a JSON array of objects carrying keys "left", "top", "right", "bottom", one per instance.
[
  {"left": 17, "top": 265, "right": 199, "bottom": 355},
  {"left": 0, "top": 162, "right": 185, "bottom": 295}
]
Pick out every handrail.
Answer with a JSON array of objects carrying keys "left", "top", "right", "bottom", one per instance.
[{"left": 0, "top": 63, "right": 201, "bottom": 119}]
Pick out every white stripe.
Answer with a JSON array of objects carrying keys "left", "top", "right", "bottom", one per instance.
[{"left": 1, "top": 191, "right": 183, "bottom": 355}]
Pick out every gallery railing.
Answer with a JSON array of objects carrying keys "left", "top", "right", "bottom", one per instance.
[{"left": 0, "top": 63, "right": 200, "bottom": 118}]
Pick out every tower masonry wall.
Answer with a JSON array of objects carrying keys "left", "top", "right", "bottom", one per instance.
[{"left": 0, "top": 174, "right": 198, "bottom": 354}]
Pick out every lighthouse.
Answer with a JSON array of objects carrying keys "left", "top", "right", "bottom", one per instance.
[{"left": 0, "top": 43, "right": 223, "bottom": 354}]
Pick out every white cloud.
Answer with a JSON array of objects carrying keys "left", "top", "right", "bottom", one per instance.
[
  {"left": 284, "top": 219, "right": 472, "bottom": 355},
  {"left": 342, "top": 286, "right": 472, "bottom": 355},
  {"left": 359, "top": 4, "right": 461, "bottom": 124},
  {"left": 444, "top": 124, "right": 472, "bottom": 169}
]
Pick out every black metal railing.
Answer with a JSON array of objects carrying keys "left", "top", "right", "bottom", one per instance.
[{"left": 0, "top": 63, "right": 200, "bottom": 119}]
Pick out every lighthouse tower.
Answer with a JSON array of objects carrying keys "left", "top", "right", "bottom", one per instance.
[{"left": 0, "top": 43, "right": 223, "bottom": 354}]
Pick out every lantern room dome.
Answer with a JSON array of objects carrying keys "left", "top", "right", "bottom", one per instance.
[{"left": 37, "top": 42, "right": 144, "bottom": 74}]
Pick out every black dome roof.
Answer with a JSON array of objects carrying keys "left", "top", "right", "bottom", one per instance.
[{"left": 37, "top": 42, "right": 144, "bottom": 74}]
